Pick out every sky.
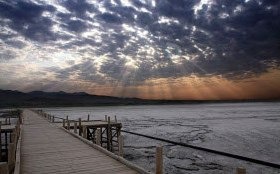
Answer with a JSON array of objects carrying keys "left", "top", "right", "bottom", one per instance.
[{"left": 0, "top": 0, "right": 280, "bottom": 100}]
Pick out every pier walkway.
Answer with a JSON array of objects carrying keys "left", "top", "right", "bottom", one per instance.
[{"left": 21, "top": 109, "right": 141, "bottom": 174}]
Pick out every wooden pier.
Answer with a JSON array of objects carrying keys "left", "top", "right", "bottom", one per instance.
[
  {"left": 0, "top": 109, "right": 256, "bottom": 174},
  {"left": 0, "top": 109, "right": 149, "bottom": 174}
]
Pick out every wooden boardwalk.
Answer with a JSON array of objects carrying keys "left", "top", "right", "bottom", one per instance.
[{"left": 21, "top": 109, "right": 141, "bottom": 174}]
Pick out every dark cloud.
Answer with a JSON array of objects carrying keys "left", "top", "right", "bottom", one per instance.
[
  {"left": 97, "top": 13, "right": 123, "bottom": 23},
  {"left": 0, "top": 1, "right": 56, "bottom": 42},
  {"left": 107, "top": 6, "right": 136, "bottom": 23},
  {"left": 61, "top": 0, "right": 96, "bottom": 19},
  {"left": 136, "top": 12, "right": 156, "bottom": 27},
  {"left": 63, "top": 19, "right": 88, "bottom": 33},
  {"left": 5, "top": 39, "right": 26, "bottom": 49},
  {"left": 156, "top": 0, "right": 196, "bottom": 21}
]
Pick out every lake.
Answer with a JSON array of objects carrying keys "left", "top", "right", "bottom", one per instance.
[{"left": 43, "top": 102, "right": 280, "bottom": 174}]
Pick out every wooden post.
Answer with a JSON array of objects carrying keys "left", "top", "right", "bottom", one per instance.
[
  {"left": 8, "top": 117, "right": 10, "bottom": 124},
  {"left": 15, "top": 125, "right": 19, "bottom": 139},
  {"left": 52, "top": 116, "right": 55, "bottom": 123},
  {"left": 83, "top": 126, "right": 87, "bottom": 139},
  {"left": 118, "top": 134, "right": 124, "bottom": 157},
  {"left": 0, "top": 163, "right": 8, "bottom": 174},
  {"left": 96, "top": 128, "right": 101, "bottom": 146},
  {"left": 0, "top": 121, "right": 2, "bottom": 161},
  {"left": 19, "top": 113, "right": 22, "bottom": 124},
  {"left": 14, "top": 126, "right": 18, "bottom": 140},
  {"left": 67, "top": 120, "right": 70, "bottom": 130},
  {"left": 156, "top": 146, "right": 163, "bottom": 174},
  {"left": 105, "top": 115, "right": 107, "bottom": 121},
  {"left": 74, "top": 122, "right": 77, "bottom": 133},
  {"left": 8, "top": 143, "right": 16, "bottom": 172},
  {"left": 114, "top": 115, "right": 117, "bottom": 123},
  {"left": 107, "top": 117, "right": 112, "bottom": 151},
  {"left": 236, "top": 167, "right": 246, "bottom": 174},
  {"left": 100, "top": 128, "right": 103, "bottom": 147},
  {"left": 79, "top": 118, "right": 82, "bottom": 136},
  {"left": 63, "top": 119, "right": 65, "bottom": 128},
  {"left": 87, "top": 114, "right": 90, "bottom": 121},
  {"left": 11, "top": 133, "right": 16, "bottom": 144},
  {"left": 5, "top": 118, "right": 7, "bottom": 124}
]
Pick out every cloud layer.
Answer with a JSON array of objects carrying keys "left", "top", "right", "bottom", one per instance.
[{"left": 0, "top": 0, "right": 280, "bottom": 92}]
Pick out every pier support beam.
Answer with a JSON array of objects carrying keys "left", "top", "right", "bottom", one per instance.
[
  {"left": 62, "top": 119, "right": 65, "bottom": 128},
  {"left": 118, "top": 134, "right": 124, "bottom": 157},
  {"left": 83, "top": 126, "right": 87, "bottom": 139},
  {"left": 8, "top": 143, "right": 16, "bottom": 172},
  {"left": 0, "top": 122, "right": 2, "bottom": 161},
  {"left": 74, "top": 122, "right": 77, "bottom": 133},
  {"left": 155, "top": 146, "right": 163, "bottom": 174},
  {"left": 107, "top": 117, "right": 112, "bottom": 151},
  {"left": 67, "top": 120, "right": 70, "bottom": 130},
  {"left": 78, "top": 118, "right": 82, "bottom": 136},
  {"left": 96, "top": 128, "right": 101, "bottom": 146},
  {"left": 0, "top": 163, "right": 8, "bottom": 174},
  {"left": 236, "top": 167, "right": 246, "bottom": 174}
]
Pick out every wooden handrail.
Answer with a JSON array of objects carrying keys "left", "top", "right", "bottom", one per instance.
[{"left": 4, "top": 111, "right": 22, "bottom": 174}]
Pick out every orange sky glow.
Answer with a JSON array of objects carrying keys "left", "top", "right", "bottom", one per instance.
[{"left": 54, "top": 69, "right": 280, "bottom": 100}]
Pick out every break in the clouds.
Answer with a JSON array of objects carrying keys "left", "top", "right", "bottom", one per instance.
[{"left": 0, "top": 0, "right": 280, "bottom": 98}]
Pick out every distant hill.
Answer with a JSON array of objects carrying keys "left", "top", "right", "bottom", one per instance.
[
  {"left": 0, "top": 89, "right": 151, "bottom": 107},
  {"left": 0, "top": 89, "right": 279, "bottom": 108}
]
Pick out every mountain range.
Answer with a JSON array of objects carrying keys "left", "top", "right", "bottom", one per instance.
[
  {"left": 0, "top": 89, "right": 151, "bottom": 107},
  {"left": 0, "top": 89, "right": 278, "bottom": 108}
]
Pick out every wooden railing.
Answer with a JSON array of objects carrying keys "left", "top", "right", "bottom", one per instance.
[
  {"left": 35, "top": 110, "right": 124, "bottom": 156},
  {"left": 0, "top": 112, "right": 22, "bottom": 174}
]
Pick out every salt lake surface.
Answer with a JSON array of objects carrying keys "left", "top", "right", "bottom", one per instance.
[{"left": 43, "top": 102, "right": 280, "bottom": 174}]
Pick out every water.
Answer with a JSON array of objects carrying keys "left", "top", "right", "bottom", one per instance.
[{"left": 43, "top": 102, "right": 280, "bottom": 174}]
